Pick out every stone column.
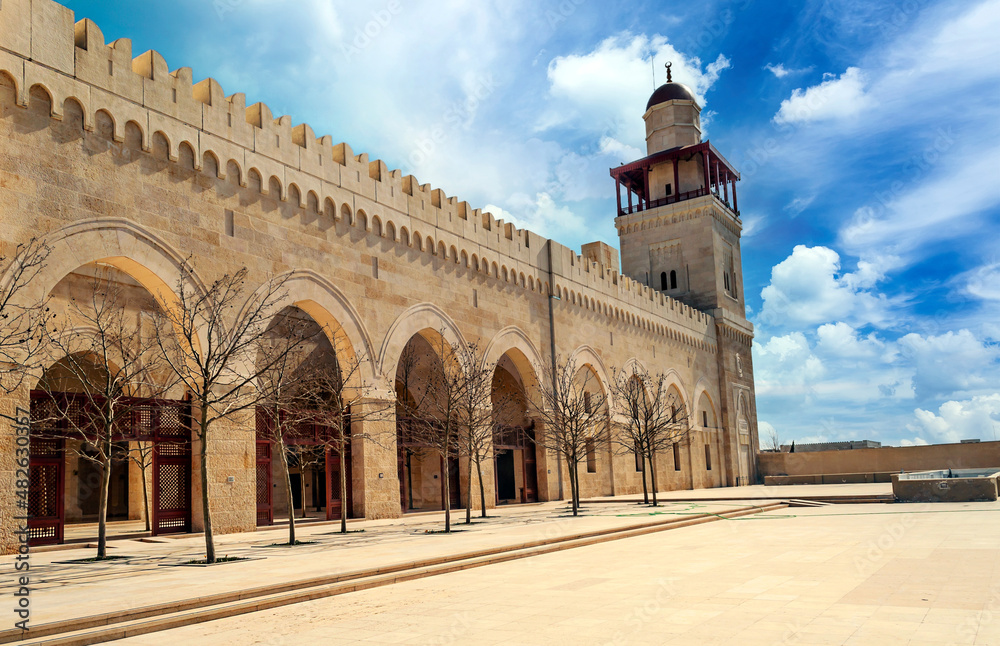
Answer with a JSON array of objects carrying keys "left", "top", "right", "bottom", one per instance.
[
  {"left": 0, "top": 385, "right": 30, "bottom": 555},
  {"left": 531, "top": 419, "right": 563, "bottom": 502},
  {"left": 350, "top": 396, "right": 402, "bottom": 520},
  {"left": 190, "top": 405, "right": 256, "bottom": 534}
]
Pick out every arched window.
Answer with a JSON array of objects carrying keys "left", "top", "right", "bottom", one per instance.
[
  {"left": 669, "top": 270, "right": 677, "bottom": 290},
  {"left": 660, "top": 272, "right": 667, "bottom": 291}
]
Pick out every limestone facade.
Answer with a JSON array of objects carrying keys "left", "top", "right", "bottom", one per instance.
[{"left": 0, "top": 0, "right": 759, "bottom": 553}]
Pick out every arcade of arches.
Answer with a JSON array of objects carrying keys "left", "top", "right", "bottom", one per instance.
[{"left": 0, "top": 0, "right": 759, "bottom": 553}]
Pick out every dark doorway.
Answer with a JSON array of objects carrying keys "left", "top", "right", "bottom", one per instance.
[
  {"left": 496, "top": 450, "right": 516, "bottom": 501},
  {"left": 289, "top": 473, "right": 302, "bottom": 511},
  {"left": 77, "top": 442, "right": 129, "bottom": 520}
]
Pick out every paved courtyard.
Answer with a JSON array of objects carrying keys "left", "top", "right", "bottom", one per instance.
[
  {"left": 106, "top": 498, "right": 999, "bottom": 645},
  {"left": 7, "top": 485, "right": 1000, "bottom": 645}
]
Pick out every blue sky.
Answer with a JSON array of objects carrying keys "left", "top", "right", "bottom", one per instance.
[{"left": 63, "top": 0, "right": 1000, "bottom": 447}]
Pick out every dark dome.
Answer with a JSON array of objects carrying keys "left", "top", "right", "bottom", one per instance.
[{"left": 646, "top": 82, "right": 697, "bottom": 111}]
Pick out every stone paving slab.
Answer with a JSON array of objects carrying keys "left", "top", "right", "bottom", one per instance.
[
  {"left": 2, "top": 497, "right": 773, "bottom": 627},
  {"left": 103, "top": 498, "right": 1000, "bottom": 645}
]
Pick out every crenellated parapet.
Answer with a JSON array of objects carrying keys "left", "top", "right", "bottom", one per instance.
[{"left": 0, "top": 0, "right": 740, "bottom": 353}]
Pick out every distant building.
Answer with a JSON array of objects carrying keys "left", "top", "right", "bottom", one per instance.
[{"left": 780, "top": 440, "right": 881, "bottom": 453}]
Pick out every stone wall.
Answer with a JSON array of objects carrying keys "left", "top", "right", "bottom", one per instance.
[
  {"left": 0, "top": 0, "right": 760, "bottom": 551},
  {"left": 760, "top": 441, "right": 1000, "bottom": 478}
]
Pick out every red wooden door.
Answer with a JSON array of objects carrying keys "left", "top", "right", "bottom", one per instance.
[
  {"left": 152, "top": 404, "right": 191, "bottom": 535},
  {"left": 256, "top": 441, "right": 272, "bottom": 526},
  {"left": 28, "top": 438, "right": 64, "bottom": 546}
]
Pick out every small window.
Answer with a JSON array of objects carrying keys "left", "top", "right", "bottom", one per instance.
[
  {"left": 586, "top": 438, "right": 597, "bottom": 473},
  {"left": 673, "top": 443, "right": 681, "bottom": 471},
  {"left": 702, "top": 411, "right": 709, "bottom": 428},
  {"left": 224, "top": 210, "right": 235, "bottom": 237},
  {"left": 669, "top": 270, "right": 677, "bottom": 290},
  {"left": 665, "top": 183, "right": 672, "bottom": 196},
  {"left": 705, "top": 444, "right": 712, "bottom": 470},
  {"left": 584, "top": 392, "right": 592, "bottom": 415},
  {"left": 660, "top": 272, "right": 668, "bottom": 291},
  {"left": 724, "top": 273, "right": 730, "bottom": 292},
  {"left": 634, "top": 442, "right": 643, "bottom": 472}
]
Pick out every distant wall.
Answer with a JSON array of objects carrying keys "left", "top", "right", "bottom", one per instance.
[{"left": 759, "top": 441, "right": 1000, "bottom": 477}]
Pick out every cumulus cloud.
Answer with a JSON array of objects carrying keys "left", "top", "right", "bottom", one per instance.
[
  {"left": 909, "top": 394, "right": 1000, "bottom": 444},
  {"left": 484, "top": 192, "right": 585, "bottom": 240},
  {"left": 897, "top": 330, "right": 1000, "bottom": 400},
  {"left": 543, "top": 33, "right": 730, "bottom": 148},
  {"left": 815, "top": 322, "right": 884, "bottom": 359},
  {"left": 773, "top": 67, "right": 872, "bottom": 125},
  {"left": 759, "top": 246, "right": 889, "bottom": 327},
  {"left": 753, "top": 332, "right": 825, "bottom": 397}
]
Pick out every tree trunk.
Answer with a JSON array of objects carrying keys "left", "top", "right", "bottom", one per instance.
[
  {"left": 476, "top": 457, "right": 487, "bottom": 519},
  {"left": 199, "top": 416, "right": 216, "bottom": 564},
  {"left": 640, "top": 451, "right": 649, "bottom": 505},
  {"left": 279, "top": 443, "right": 296, "bottom": 545},
  {"left": 568, "top": 461, "right": 578, "bottom": 516},
  {"left": 96, "top": 450, "right": 111, "bottom": 559},
  {"left": 465, "top": 453, "right": 473, "bottom": 525},
  {"left": 649, "top": 449, "right": 659, "bottom": 507},
  {"left": 443, "top": 454, "right": 451, "bottom": 533},
  {"left": 339, "top": 433, "right": 348, "bottom": 534}
]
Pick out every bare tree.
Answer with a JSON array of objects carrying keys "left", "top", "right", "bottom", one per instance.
[
  {"left": 611, "top": 367, "right": 653, "bottom": 505},
  {"left": 452, "top": 341, "right": 504, "bottom": 524},
  {"left": 125, "top": 439, "right": 154, "bottom": 532},
  {"left": 298, "top": 335, "right": 389, "bottom": 534},
  {"left": 529, "top": 356, "right": 610, "bottom": 516},
  {"left": 153, "top": 265, "right": 303, "bottom": 563},
  {"left": 396, "top": 334, "right": 463, "bottom": 533},
  {"left": 0, "top": 237, "right": 54, "bottom": 392},
  {"left": 765, "top": 426, "right": 781, "bottom": 452},
  {"left": 611, "top": 366, "right": 690, "bottom": 506},
  {"left": 254, "top": 309, "right": 320, "bottom": 545},
  {"left": 38, "top": 269, "right": 175, "bottom": 558}
]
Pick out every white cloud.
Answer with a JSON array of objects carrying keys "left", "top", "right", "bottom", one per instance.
[
  {"left": 898, "top": 437, "right": 929, "bottom": 447},
  {"left": 840, "top": 146, "right": 1000, "bottom": 259},
  {"left": 815, "top": 322, "right": 883, "bottom": 359},
  {"left": 897, "top": 330, "right": 1000, "bottom": 400},
  {"left": 909, "top": 394, "right": 1000, "bottom": 444},
  {"left": 773, "top": 67, "right": 872, "bottom": 125},
  {"left": 764, "top": 63, "right": 811, "bottom": 79},
  {"left": 765, "top": 63, "right": 791, "bottom": 78},
  {"left": 753, "top": 332, "right": 825, "bottom": 397},
  {"left": 759, "top": 245, "right": 889, "bottom": 327},
  {"left": 784, "top": 195, "right": 814, "bottom": 217},
  {"left": 484, "top": 192, "right": 585, "bottom": 240},
  {"left": 543, "top": 34, "right": 730, "bottom": 149},
  {"left": 964, "top": 263, "right": 1000, "bottom": 301}
]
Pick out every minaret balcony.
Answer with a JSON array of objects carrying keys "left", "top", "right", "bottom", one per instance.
[
  {"left": 610, "top": 140, "right": 740, "bottom": 220},
  {"left": 617, "top": 187, "right": 739, "bottom": 218}
]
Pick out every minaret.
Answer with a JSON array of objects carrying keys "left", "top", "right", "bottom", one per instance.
[
  {"left": 610, "top": 64, "right": 759, "bottom": 486},
  {"left": 611, "top": 62, "right": 744, "bottom": 317}
]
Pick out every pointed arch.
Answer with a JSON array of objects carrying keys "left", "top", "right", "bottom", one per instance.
[
  {"left": 378, "top": 303, "right": 469, "bottom": 379},
  {"left": 260, "top": 269, "right": 377, "bottom": 387}
]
